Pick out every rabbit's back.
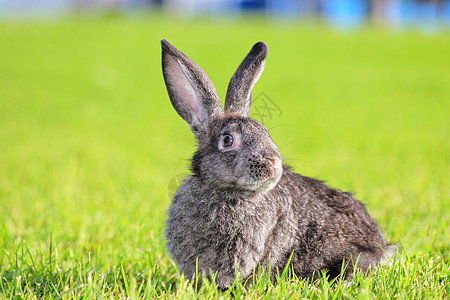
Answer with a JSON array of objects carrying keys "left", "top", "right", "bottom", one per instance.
[{"left": 278, "top": 168, "right": 386, "bottom": 278}]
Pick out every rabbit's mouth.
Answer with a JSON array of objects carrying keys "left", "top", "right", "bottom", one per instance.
[{"left": 237, "top": 173, "right": 281, "bottom": 192}]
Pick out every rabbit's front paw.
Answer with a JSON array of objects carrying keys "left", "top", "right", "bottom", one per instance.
[{"left": 216, "top": 274, "right": 237, "bottom": 289}]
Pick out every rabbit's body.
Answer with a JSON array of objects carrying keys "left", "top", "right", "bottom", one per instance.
[
  {"left": 161, "top": 40, "right": 393, "bottom": 289},
  {"left": 166, "top": 160, "right": 386, "bottom": 288}
]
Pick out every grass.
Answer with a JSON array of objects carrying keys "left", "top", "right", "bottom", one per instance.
[{"left": 0, "top": 13, "right": 449, "bottom": 299}]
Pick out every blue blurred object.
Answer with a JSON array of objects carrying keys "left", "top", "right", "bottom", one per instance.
[
  {"left": 443, "top": 0, "right": 450, "bottom": 26},
  {"left": 322, "top": 0, "right": 368, "bottom": 30},
  {"left": 0, "top": 0, "right": 448, "bottom": 31},
  {"left": 266, "top": 0, "right": 299, "bottom": 18},
  {"left": 241, "top": 0, "right": 265, "bottom": 11},
  {"left": 386, "top": 0, "right": 442, "bottom": 32},
  {"left": 419, "top": 0, "right": 439, "bottom": 33}
]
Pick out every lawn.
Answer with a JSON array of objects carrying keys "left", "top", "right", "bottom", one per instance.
[{"left": 0, "top": 14, "right": 448, "bottom": 298}]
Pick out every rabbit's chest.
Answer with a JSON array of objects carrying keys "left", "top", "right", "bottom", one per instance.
[{"left": 208, "top": 199, "right": 278, "bottom": 250}]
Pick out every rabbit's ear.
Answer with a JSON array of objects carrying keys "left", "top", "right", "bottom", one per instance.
[
  {"left": 161, "top": 39, "right": 223, "bottom": 133},
  {"left": 224, "top": 41, "right": 268, "bottom": 117}
]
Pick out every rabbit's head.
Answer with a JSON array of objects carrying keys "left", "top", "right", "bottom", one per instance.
[{"left": 162, "top": 40, "right": 282, "bottom": 192}]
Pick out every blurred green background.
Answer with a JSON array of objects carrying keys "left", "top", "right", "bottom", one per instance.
[{"left": 0, "top": 13, "right": 449, "bottom": 298}]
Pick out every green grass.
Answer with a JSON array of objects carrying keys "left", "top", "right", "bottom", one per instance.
[{"left": 0, "top": 14, "right": 449, "bottom": 299}]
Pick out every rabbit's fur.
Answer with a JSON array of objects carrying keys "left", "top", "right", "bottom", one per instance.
[{"left": 161, "top": 40, "right": 394, "bottom": 289}]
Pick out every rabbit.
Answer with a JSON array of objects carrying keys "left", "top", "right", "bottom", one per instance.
[{"left": 161, "top": 39, "right": 395, "bottom": 289}]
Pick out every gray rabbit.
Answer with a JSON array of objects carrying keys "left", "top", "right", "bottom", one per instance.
[{"left": 161, "top": 39, "right": 395, "bottom": 289}]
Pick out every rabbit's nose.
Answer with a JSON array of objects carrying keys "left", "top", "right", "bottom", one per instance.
[{"left": 268, "top": 156, "right": 282, "bottom": 169}]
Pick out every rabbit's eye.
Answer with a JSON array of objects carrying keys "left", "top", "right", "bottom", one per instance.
[{"left": 222, "top": 134, "right": 234, "bottom": 147}]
